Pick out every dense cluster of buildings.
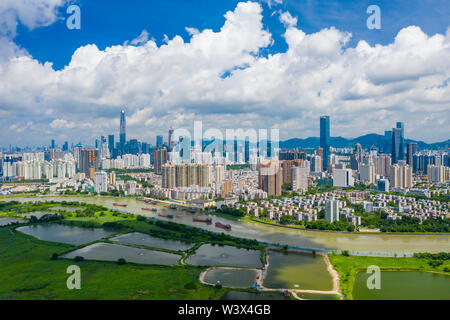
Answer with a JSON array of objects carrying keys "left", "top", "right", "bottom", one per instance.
[{"left": 1, "top": 111, "right": 448, "bottom": 225}]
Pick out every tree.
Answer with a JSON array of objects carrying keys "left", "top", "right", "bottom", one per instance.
[{"left": 117, "top": 258, "right": 126, "bottom": 265}]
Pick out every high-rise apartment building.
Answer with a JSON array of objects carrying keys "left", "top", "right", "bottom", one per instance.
[
  {"left": 281, "top": 159, "right": 304, "bottom": 185},
  {"left": 390, "top": 163, "right": 412, "bottom": 189},
  {"left": 406, "top": 142, "right": 417, "bottom": 166},
  {"left": 291, "top": 164, "right": 309, "bottom": 192},
  {"left": 94, "top": 171, "right": 108, "bottom": 193},
  {"left": 80, "top": 148, "right": 99, "bottom": 179},
  {"left": 258, "top": 160, "right": 282, "bottom": 197},
  {"left": 162, "top": 163, "right": 211, "bottom": 188},
  {"left": 427, "top": 165, "right": 446, "bottom": 183},
  {"left": 325, "top": 198, "right": 340, "bottom": 223},
  {"left": 153, "top": 147, "right": 168, "bottom": 175}
]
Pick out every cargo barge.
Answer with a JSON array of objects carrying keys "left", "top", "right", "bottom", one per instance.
[
  {"left": 113, "top": 203, "right": 127, "bottom": 207},
  {"left": 215, "top": 222, "right": 231, "bottom": 230},
  {"left": 193, "top": 217, "right": 212, "bottom": 224}
]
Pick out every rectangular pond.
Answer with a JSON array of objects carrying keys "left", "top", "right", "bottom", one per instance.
[
  {"left": 62, "top": 242, "right": 181, "bottom": 266},
  {"left": 203, "top": 269, "right": 257, "bottom": 288},
  {"left": 111, "top": 232, "right": 193, "bottom": 251},
  {"left": 263, "top": 250, "right": 333, "bottom": 291},
  {"left": 353, "top": 271, "right": 450, "bottom": 300},
  {"left": 16, "top": 224, "right": 116, "bottom": 245},
  {"left": 186, "top": 244, "right": 262, "bottom": 268}
]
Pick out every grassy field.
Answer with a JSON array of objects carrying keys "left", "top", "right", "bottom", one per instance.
[
  {"left": 0, "top": 226, "right": 227, "bottom": 300},
  {"left": 329, "top": 254, "right": 450, "bottom": 300}
]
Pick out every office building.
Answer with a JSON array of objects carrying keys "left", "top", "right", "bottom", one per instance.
[
  {"left": 168, "top": 126, "right": 174, "bottom": 151},
  {"left": 320, "top": 116, "right": 330, "bottom": 171},
  {"left": 360, "top": 164, "right": 375, "bottom": 184},
  {"left": 377, "top": 178, "right": 389, "bottom": 192},
  {"left": 156, "top": 135, "right": 164, "bottom": 148},
  {"left": 333, "top": 168, "right": 354, "bottom": 187},
  {"left": 119, "top": 110, "right": 126, "bottom": 155},
  {"left": 392, "top": 122, "right": 404, "bottom": 163}
]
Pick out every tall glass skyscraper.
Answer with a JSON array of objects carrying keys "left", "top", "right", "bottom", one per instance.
[
  {"left": 392, "top": 122, "right": 404, "bottom": 163},
  {"left": 119, "top": 110, "right": 126, "bottom": 155},
  {"left": 320, "top": 116, "right": 330, "bottom": 171}
]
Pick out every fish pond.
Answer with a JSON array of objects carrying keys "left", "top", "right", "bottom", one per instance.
[
  {"left": 186, "top": 244, "right": 263, "bottom": 268},
  {"left": 111, "top": 232, "right": 193, "bottom": 251},
  {"left": 203, "top": 269, "right": 258, "bottom": 288},
  {"left": 263, "top": 250, "right": 333, "bottom": 291},
  {"left": 353, "top": 271, "right": 450, "bottom": 300},
  {"left": 16, "top": 224, "right": 116, "bottom": 245},
  {"left": 62, "top": 242, "right": 181, "bottom": 266}
]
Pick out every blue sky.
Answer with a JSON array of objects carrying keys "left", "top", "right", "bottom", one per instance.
[
  {"left": 0, "top": 0, "right": 449, "bottom": 147},
  {"left": 15, "top": 0, "right": 450, "bottom": 70}
]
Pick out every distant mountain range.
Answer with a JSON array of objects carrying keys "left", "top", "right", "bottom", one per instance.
[{"left": 280, "top": 134, "right": 450, "bottom": 151}]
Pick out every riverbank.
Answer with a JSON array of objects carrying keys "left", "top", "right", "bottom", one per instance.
[{"left": 246, "top": 216, "right": 450, "bottom": 236}]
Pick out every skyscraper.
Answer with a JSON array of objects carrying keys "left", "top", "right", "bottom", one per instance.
[
  {"left": 406, "top": 142, "right": 417, "bottom": 166},
  {"left": 153, "top": 147, "right": 168, "bottom": 175},
  {"left": 80, "top": 148, "right": 99, "bottom": 179},
  {"left": 168, "top": 126, "right": 174, "bottom": 151},
  {"left": 392, "top": 122, "right": 404, "bottom": 163},
  {"left": 258, "top": 160, "right": 282, "bottom": 197},
  {"left": 108, "top": 135, "right": 115, "bottom": 155},
  {"left": 320, "top": 116, "right": 330, "bottom": 171},
  {"left": 384, "top": 130, "right": 392, "bottom": 154},
  {"left": 119, "top": 110, "right": 126, "bottom": 156},
  {"left": 156, "top": 136, "right": 163, "bottom": 148}
]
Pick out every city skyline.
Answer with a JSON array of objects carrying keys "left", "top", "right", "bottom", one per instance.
[{"left": 0, "top": 1, "right": 449, "bottom": 146}]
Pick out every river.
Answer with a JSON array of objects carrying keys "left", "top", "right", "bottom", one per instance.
[{"left": 2, "top": 196, "right": 449, "bottom": 255}]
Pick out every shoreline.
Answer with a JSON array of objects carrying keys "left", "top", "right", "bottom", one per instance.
[{"left": 247, "top": 217, "right": 450, "bottom": 236}]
